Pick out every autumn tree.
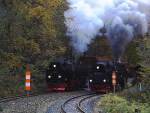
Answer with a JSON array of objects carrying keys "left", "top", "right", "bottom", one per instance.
[{"left": 0, "top": 0, "right": 67, "bottom": 75}]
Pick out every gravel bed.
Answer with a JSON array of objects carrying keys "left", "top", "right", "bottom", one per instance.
[
  {"left": 81, "top": 95, "right": 100, "bottom": 113},
  {"left": 46, "top": 91, "right": 89, "bottom": 113},
  {"left": 94, "top": 97, "right": 104, "bottom": 113},
  {"left": 63, "top": 95, "right": 88, "bottom": 113},
  {"left": 45, "top": 99, "right": 64, "bottom": 113},
  {"left": 0, "top": 91, "right": 86, "bottom": 113}
]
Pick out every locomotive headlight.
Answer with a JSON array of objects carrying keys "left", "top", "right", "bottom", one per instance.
[
  {"left": 58, "top": 75, "right": 62, "bottom": 79},
  {"left": 96, "top": 66, "right": 100, "bottom": 70},
  {"left": 103, "top": 79, "right": 106, "bottom": 83},
  {"left": 89, "top": 79, "right": 93, "bottom": 83},
  {"left": 48, "top": 75, "right": 51, "bottom": 79},
  {"left": 53, "top": 64, "right": 56, "bottom": 68}
]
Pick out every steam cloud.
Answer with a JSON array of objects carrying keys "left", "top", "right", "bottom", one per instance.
[{"left": 64, "top": 0, "right": 150, "bottom": 58}]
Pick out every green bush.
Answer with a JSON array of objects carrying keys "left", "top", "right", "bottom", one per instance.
[
  {"left": 119, "top": 88, "right": 150, "bottom": 104},
  {"left": 98, "top": 94, "right": 150, "bottom": 113}
]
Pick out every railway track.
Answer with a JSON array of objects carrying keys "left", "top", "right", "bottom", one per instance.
[
  {"left": 0, "top": 95, "right": 26, "bottom": 103},
  {"left": 61, "top": 93, "right": 99, "bottom": 113},
  {"left": 0, "top": 92, "right": 49, "bottom": 103}
]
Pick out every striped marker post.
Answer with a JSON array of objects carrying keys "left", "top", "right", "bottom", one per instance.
[
  {"left": 25, "top": 65, "right": 31, "bottom": 96},
  {"left": 112, "top": 71, "right": 117, "bottom": 93}
]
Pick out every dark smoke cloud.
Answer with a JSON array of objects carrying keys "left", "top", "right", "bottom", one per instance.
[
  {"left": 107, "top": 17, "right": 134, "bottom": 59},
  {"left": 64, "top": 0, "right": 150, "bottom": 58}
]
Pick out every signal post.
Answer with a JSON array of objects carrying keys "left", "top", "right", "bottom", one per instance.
[
  {"left": 112, "top": 71, "right": 117, "bottom": 93},
  {"left": 25, "top": 65, "right": 31, "bottom": 97}
]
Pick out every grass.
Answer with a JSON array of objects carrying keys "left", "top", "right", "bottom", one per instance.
[
  {"left": 98, "top": 93, "right": 150, "bottom": 113},
  {"left": 119, "top": 90, "right": 150, "bottom": 104}
]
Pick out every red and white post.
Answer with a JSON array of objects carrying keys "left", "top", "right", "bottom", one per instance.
[
  {"left": 112, "top": 71, "right": 117, "bottom": 93},
  {"left": 25, "top": 65, "right": 31, "bottom": 96}
]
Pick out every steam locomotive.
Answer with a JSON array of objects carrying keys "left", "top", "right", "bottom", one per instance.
[
  {"left": 46, "top": 58, "right": 81, "bottom": 91},
  {"left": 46, "top": 56, "right": 128, "bottom": 92}
]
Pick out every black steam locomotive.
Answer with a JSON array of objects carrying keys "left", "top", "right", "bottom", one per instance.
[
  {"left": 46, "top": 56, "right": 128, "bottom": 92},
  {"left": 46, "top": 58, "right": 81, "bottom": 91}
]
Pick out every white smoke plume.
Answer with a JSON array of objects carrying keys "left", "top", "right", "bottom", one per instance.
[{"left": 64, "top": 0, "right": 150, "bottom": 58}]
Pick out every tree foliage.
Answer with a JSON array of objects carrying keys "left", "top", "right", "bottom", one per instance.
[
  {"left": 123, "top": 38, "right": 141, "bottom": 64},
  {"left": 137, "top": 35, "right": 150, "bottom": 87},
  {"left": 0, "top": 0, "right": 67, "bottom": 74}
]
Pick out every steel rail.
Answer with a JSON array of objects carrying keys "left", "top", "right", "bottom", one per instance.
[
  {"left": 0, "top": 92, "right": 49, "bottom": 103},
  {"left": 77, "top": 94, "right": 100, "bottom": 113},
  {"left": 61, "top": 93, "right": 97, "bottom": 113}
]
